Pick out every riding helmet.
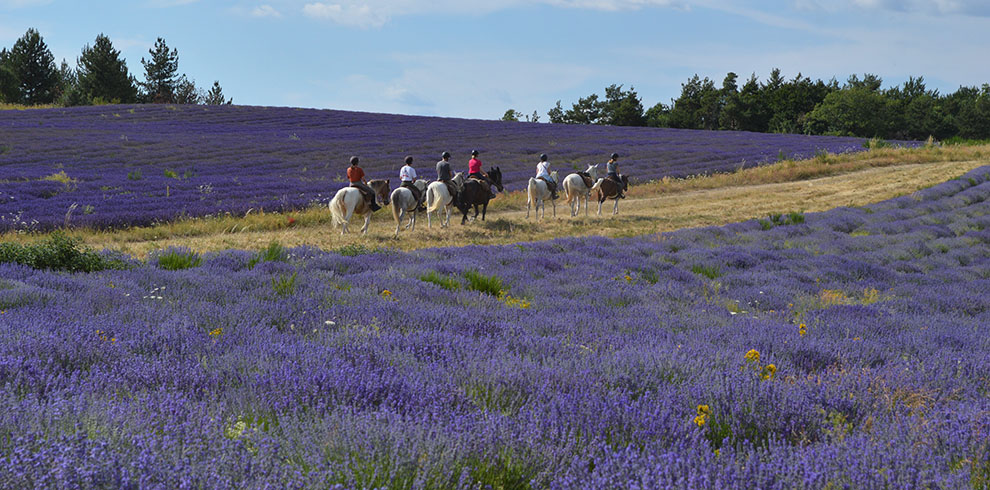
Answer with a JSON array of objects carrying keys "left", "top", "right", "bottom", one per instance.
[
  {"left": 610, "top": 152, "right": 619, "bottom": 160},
  {"left": 442, "top": 151, "right": 451, "bottom": 159},
  {"left": 539, "top": 153, "right": 548, "bottom": 161},
  {"left": 471, "top": 150, "right": 479, "bottom": 156},
  {"left": 404, "top": 155, "right": 413, "bottom": 164},
  {"left": 349, "top": 156, "right": 359, "bottom": 165}
]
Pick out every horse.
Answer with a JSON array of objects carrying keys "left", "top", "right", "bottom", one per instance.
[
  {"left": 426, "top": 172, "right": 465, "bottom": 229},
  {"left": 592, "top": 174, "right": 629, "bottom": 216},
  {"left": 455, "top": 166, "right": 504, "bottom": 225},
  {"left": 562, "top": 163, "right": 599, "bottom": 217},
  {"left": 328, "top": 179, "right": 390, "bottom": 234},
  {"left": 390, "top": 179, "right": 429, "bottom": 237},
  {"left": 526, "top": 170, "right": 558, "bottom": 220}
]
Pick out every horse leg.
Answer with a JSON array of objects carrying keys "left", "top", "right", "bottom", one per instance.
[
  {"left": 361, "top": 213, "right": 371, "bottom": 234},
  {"left": 526, "top": 194, "right": 532, "bottom": 219},
  {"left": 481, "top": 203, "right": 488, "bottom": 221},
  {"left": 613, "top": 199, "right": 619, "bottom": 216},
  {"left": 552, "top": 197, "right": 556, "bottom": 218}
]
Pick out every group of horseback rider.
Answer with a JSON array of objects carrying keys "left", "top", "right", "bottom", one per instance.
[{"left": 346, "top": 150, "right": 625, "bottom": 211}]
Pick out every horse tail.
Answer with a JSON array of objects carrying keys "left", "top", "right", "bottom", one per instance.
[
  {"left": 329, "top": 190, "right": 347, "bottom": 226},
  {"left": 426, "top": 185, "right": 443, "bottom": 213},
  {"left": 391, "top": 192, "right": 402, "bottom": 224}
]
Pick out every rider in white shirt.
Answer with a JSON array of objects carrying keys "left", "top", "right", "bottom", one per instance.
[
  {"left": 535, "top": 153, "right": 558, "bottom": 199},
  {"left": 400, "top": 156, "right": 425, "bottom": 211}
]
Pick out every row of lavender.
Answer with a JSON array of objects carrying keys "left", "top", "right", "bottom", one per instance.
[
  {"left": 0, "top": 167, "right": 987, "bottom": 488},
  {"left": 0, "top": 104, "right": 881, "bottom": 231}
]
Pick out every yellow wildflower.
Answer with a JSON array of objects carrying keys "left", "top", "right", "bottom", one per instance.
[
  {"left": 761, "top": 364, "right": 777, "bottom": 380},
  {"left": 696, "top": 405, "right": 710, "bottom": 416},
  {"left": 209, "top": 327, "right": 223, "bottom": 338},
  {"left": 693, "top": 414, "right": 707, "bottom": 427},
  {"left": 381, "top": 289, "right": 393, "bottom": 299},
  {"left": 799, "top": 323, "right": 807, "bottom": 337},
  {"left": 744, "top": 349, "right": 760, "bottom": 363}
]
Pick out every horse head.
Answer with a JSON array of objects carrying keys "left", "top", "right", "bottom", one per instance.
[
  {"left": 371, "top": 179, "right": 391, "bottom": 206},
  {"left": 489, "top": 166, "right": 504, "bottom": 192},
  {"left": 586, "top": 163, "right": 599, "bottom": 180},
  {"left": 621, "top": 174, "right": 629, "bottom": 191}
]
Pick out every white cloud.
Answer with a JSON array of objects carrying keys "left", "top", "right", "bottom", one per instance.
[
  {"left": 0, "top": 0, "right": 52, "bottom": 7},
  {"left": 797, "top": 0, "right": 990, "bottom": 16},
  {"left": 145, "top": 0, "right": 199, "bottom": 7},
  {"left": 300, "top": 0, "right": 693, "bottom": 27},
  {"left": 302, "top": 3, "right": 389, "bottom": 28},
  {"left": 251, "top": 4, "right": 282, "bottom": 17},
  {"left": 312, "top": 51, "right": 595, "bottom": 118}
]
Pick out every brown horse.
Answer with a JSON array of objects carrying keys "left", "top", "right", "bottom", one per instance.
[
  {"left": 593, "top": 174, "right": 629, "bottom": 216},
  {"left": 455, "top": 166, "right": 504, "bottom": 225}
]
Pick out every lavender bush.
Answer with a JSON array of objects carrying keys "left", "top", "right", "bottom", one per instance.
[
  {"left": 0, "top": 104, "right": 892, "bottom": 231},
  {"left": 0, "top": 166, "right": 986, "bottom": 488}
]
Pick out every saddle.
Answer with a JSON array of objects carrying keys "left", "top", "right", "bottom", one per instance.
[
  {"left": 599, "top": 177, "right": 623, "bottom": 197},
  {"left": 469, "top": 176, "right": 491, "bottom": 194},
  {"left": 443, "top": 180, "right": 459, "bottom": 197},
  {"left": 577, "top": 171, "right": 593, "bottom": 188}
]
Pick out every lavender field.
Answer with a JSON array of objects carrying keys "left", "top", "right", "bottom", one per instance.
[
  {"left": 0, "top": 104, "right": 881, "bottom": 231},
  {"left": 0, "top": 163, "right": 987, "bottom": 488}
]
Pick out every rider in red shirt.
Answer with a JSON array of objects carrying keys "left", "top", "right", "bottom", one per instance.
[
  {"left": 347, "top": 156, "right": 380, "bottom": 211},
  {"left": 468, "top": 150, "right": 496, "bottom": 198}
]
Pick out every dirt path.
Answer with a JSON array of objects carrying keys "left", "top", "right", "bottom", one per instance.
[{"left": 26, "top": 159, "right": 988, "bottom": 258}]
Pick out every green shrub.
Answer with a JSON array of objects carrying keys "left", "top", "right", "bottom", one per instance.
[
  {"left": 335, "top": 244, "right": 386, "bottom": 256},
  {"left": 0, "top": 232, "right": 126, "bottom": 272},
  {"left": 248, "top": 241, "right": 287, "bottom": 269},
  {"left": 271, "top": 271, "right": 298, "bottom": 297},
  {"left": 691, "top": 264, "right": 723, "bottom": 280},
  {"left": 463, "top": 269, "right": 505, "bottom": 296},
  {"left": 155, "top": 248, "right": 202, "bottom": 270},
  {"left": 419, "top": 271, "right": 461, "bottom": 291},
  {"left": 127, "top": 169, "right": 143, "bottom": 180},
  {"left": 163, "top": 169, "right": 180, "bottom": 179}
]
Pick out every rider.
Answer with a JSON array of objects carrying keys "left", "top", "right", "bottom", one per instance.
[
  {"left": 436, "top": 151, "right": 458, "bottom": 200},
  {"left": 400, "top": 155, "right": 426, "bottom": 211},
  {"left": 606, "top": 152, "right": 625, "bottom": 199},
  {"left": 468, "top": 149, "right": 497, "bottom": 199},
  {"left": 347, "top": 156, "right": 380, "bottom": 211},
  {"left": 535, "top": 153, "right": 558, "bottom": 200}
]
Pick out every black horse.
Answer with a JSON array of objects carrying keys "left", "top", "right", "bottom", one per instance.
[{"left": 456, "top": 166, "right": 504, "bottom": 225}]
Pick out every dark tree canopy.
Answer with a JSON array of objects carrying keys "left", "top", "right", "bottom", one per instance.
[
  {"left": 77, "top": 34, "right": 138, "bottom": 104},
  {"left": 141, "top": 37, "right": 179, "bottom": 103},
  {"left": 7, "top": 28, "right": 59, "bottom": 104},
  {"left": 547, "top": 69, "right": 990, "bottom": 140},
  {"left": 204, "top": 80, "right": 232, "bottom": 105}
]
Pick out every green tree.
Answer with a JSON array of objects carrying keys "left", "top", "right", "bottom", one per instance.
[
  {"left": 204, "top": 80, "right": 232, "bottom": 105},
  {"left": 644, "top": 100, "right": 670, "bottom": 127},
  {"left": 805, "top": 86, "right": 892, "bottom": 137},
  {"left": 173, "top": 75, "right": 200, "bottom": 104},
  {"left": 0, "top": 48, "right": 19, "bottom": 103},
  {"left": 7, "top": 28, "right": 59, "bottom": 104},
  {"left": 603, "top": 84, "right": 645, "bottom": 126},
  {"left": 667, "top": 75, "right": 719, "bottom": 129},
  {"left": 77, "top": 34, "right": 138, "bottom": 104},
  {"left": 501, "top": 109, "right": 522, "bottom": 121},
  {"left": 141, "top": 37, "right": 179, "bottom": 103}
]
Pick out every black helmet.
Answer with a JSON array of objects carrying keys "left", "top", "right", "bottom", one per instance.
[
  {"left": 470, "top": 150, "right": 479, "bottom": 156},
  {"left": 539, "top": 153, "right": 548, "bottom": 161},
  {"left": 441, "top": 151, "right": 451, "bottom": 159},
  {"left": 404, "top": 155, "right": 413, "bottom": 165},
  {"left": 349, "top": 156, "right": 359, "bottom": 165},
  {"left": 610, "top": 152, "right": 619, "bottom": 160}
]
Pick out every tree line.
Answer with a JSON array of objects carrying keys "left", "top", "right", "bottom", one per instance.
[
  {"left": 504, "top": 69, "right": 990, "bottom": 141},
  {"left": 0, "top": 28, "right": 230, "bottom": 107}
]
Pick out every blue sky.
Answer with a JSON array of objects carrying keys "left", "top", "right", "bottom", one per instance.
[{"left": 2, "top": 0, "right": 989, "bottom": 119}]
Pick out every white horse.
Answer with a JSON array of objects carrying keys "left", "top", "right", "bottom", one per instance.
[
  {"left": 426, "top": 173, "right": 465, "bottom": 229},
  {"left": 390, "top": 179, "right": 429, "bottom": 238},
  {"left": 562, "top": 164, "right": 599, "bottom": 217},
  {"left": 328, "top": 179, "right": 390, "bottom": 234},
  {"left": 526, "top": 170, "right": 558, "bottom": 220}
]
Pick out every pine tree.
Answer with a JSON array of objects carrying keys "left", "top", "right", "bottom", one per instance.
[
  {"left": 7, "top": 28, "right": 59, "bottom": 104},
  {"left": 204, "top": 80, "right": 231, "bottom": 105},
  {"left": 0, "top": 48, "right": 18, "bottom": 103},
  {"left": 141, "top": 37, "right": 179, "bottom": 103},
  {"left": 77, "top": 34, "right": 138, "bottom": 104}
]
